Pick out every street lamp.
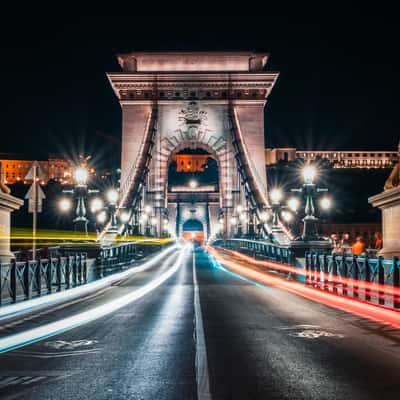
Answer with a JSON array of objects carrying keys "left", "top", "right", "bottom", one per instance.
[
  {"left": 269, "top": 188, "right": 283, "bottom": 230},
  {"left": 106, "top": 188, "right": 119, "bottom": 232},
  {"left": 60, "top": 163, "right": 99, "bottom": 235},
  {"left": 189, "top": 179, "right": 198, "bottom": 189},
  {"left": 291, "top": 164, "right": 329, "bottom": 241},
  {"left": 59, "top": 197, "right": 72, "bottom": 212}
]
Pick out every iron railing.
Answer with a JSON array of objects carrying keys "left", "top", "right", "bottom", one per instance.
[
  {"left": 1, "top": 240, "right": 173, "bottom": 306},
  {"left": 0, "top": 254, "right": 86, "bottom": 306},
  {"left": 213, "top": 238, "right": 400, "bottom": 309},
  {"left": 213, "top": 238, "right": 295, "bottom": 265},
  {"left": 306, "top": 253, "right": 400, "bottom": 308}
]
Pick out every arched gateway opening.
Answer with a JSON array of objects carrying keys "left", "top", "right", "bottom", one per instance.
[
  {"left": 167, "top": 143, "right": 220, "bottom": 241},
  {"left": 182, "top": 219, "right": 204, "bottom": 243}
]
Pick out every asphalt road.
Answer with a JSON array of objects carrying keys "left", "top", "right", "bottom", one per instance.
[{"left": 0, "top": 245, "right": 400, "bottom": 399}]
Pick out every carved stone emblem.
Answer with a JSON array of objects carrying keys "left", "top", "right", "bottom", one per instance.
[{"left": 178, "top": 102, "right": 207, "bottom": 126}]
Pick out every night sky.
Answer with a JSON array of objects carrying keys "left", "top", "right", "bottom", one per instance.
[{"left": 1, "top": 7, "right": 399, "bottom": 171}]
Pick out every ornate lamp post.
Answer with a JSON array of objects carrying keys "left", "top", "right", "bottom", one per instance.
[
  {"left": 106, "top": 188, "right": 119, "bottom": 233},
  {"left": 59, "top": 165, "right": 99, "bottom": 236},
  {"left": 291, "top": 165, "right": 329, "bottom": 241}
]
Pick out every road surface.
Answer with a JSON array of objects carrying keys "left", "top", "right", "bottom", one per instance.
[{"left": 0, "top": 244, "right": 399, "bottom": 399}]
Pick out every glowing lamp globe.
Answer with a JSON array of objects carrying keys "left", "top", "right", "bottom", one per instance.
[
  {"left": 107, "top": 189, "right": 119, "bottom": 205},
  {"left": 144, "top": 205, "right": 152, "bottom": 214},
  {"left": 236, "top": 204, "right": 244, "bottom": 214},
  {"left": 320, "top": 197, "right": 332, "bottom": 210},
  {"left": 151, "top": 217, "right": 157, "bottom": 225},
  {"left": 97, "top": 211, "right": 107, "bottom": 223},
  {"left": 120, "top": 211, "right": 130, "bottom": 223},
  {"left": 281, "top": 211, "right": 293, "bottom": 222},
  {"left": 287, "top": 197, "right": 300, "bottom": 212},
  {"left": 189, "top": 180, "right": 198, "bottom": 189},
  {"left": 59, "top": 198, "right": 71, "bottom": 212},
  {"left": 303, "top": 165, "right": 316, "bottom": 184},
  {"left": 74, "top": 167, "right": 89, "bottom": 185},
  {"left": 270, "top": 188, "right": 283, "bottom": 204},
  {"left": 90, "top": 197, "right": 103, "bottom": 213}
]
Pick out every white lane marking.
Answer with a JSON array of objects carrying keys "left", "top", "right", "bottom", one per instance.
[
  {"left": 0, "top": 376, "right": 46, "bottom": 388},
  {"left": 44, "top": 339, "right": 98, "bottom": 350},
  {"left": 0, "top": 245, "right": 187, "bottom": 354},
  {"left": 193, "top": 247, "right": 212, "bottom": 400},
  {"left": 289, "top": 330, "right": 345, "bottom": 339},
  {"left": 10, "top": 349, "right": 101, "bottom": 358},
  {"left": 0, "top": 244, "right": 179, "bottom": 320}
]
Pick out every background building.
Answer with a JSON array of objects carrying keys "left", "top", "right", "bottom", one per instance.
[
  {"left": 265, "top": 147, "right": 399, "bottom": 168},
  {"left": 0, "top": 156, "right": 77, "bottom": 185}
]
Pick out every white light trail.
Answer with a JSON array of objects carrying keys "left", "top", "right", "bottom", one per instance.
[
  {"left": 0, "top": 244, "right": 179, "bottom": 320},
  {"left": 0, "top": 244, "right": 188, "bottom": 354}
]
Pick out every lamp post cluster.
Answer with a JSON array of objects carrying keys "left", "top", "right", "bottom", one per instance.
[
  {"left": 59, "top": 162, "right": 124, "bottom": 237},
  {"left": 266, "top": 165, "right": 331, "bottom": 242}
]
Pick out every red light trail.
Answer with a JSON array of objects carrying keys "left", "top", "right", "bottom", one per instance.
[{"left": 206, "top": 246, "right": 400, "bottom": 329}]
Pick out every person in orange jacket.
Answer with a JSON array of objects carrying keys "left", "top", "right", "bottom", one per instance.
[{"left": 351, "top": 236, "right": 366, "bottom": 256}]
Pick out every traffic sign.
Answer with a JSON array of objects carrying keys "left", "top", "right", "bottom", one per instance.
[
  {"left": 25, "top": 161, "right": 46, "bottom": 181},
  {"left": 25, "top": 183, "right": 46, "bottom": 213}
]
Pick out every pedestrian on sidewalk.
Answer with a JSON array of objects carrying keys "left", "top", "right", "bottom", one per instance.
[{"left": 351, "top": 236, "right": 366, "bottom": 256}]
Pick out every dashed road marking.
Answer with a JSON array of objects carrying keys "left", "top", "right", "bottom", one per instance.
[
  {"left": 0, "top": 375, "right": 46, "bottom": 388},
  {"left": 193, "top": 248, "right": 212, "bottom": 400}
]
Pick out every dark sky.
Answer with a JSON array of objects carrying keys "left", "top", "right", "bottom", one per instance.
[{"left": 1, "top": 6, "right": 399, "bottom": 169}]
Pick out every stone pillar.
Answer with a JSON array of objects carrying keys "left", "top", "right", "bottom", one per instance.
[
  {"left": 369, "top": 186, "right": 400, "bottom": 258},
  {"left": 0, "top": 192, "right": 24, "bottom": 262}
]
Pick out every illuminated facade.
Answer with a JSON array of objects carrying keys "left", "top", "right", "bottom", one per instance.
[
  {"left": 265, "top": 148, "right": 399, "bottom": 168},
  {"left": 174, "top": 154, "right": 213, "bottom": 172},
  {"left": 0, "top": 158, "right": 74, "bottom": 184}
]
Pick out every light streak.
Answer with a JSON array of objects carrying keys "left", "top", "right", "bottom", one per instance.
[
  {"left": 207, "top": 246, "right": 400, "bottom": 299},
  {"left": 0, "top": 244, "right": 179, "bottom": 320},
  {"left": 0, "top": 244, "right": 189, "bottom": 353},
  {"left": 206, "top": 247, "right": 400, "bottom": 329}
]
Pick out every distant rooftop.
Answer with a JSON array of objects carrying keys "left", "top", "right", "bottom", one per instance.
[{"left": 116, "top": 51, "right": 269, "bottom": 73}]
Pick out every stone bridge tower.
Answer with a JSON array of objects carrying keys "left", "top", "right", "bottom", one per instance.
[{"left": 107, "top": 52, "right": 280, "bottom": 241}]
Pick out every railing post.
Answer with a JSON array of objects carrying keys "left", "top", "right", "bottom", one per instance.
[
  {"left": 341, "top": 256, "right": 348, "bottom": 296},
  {"left": 378, "top": 256, "right": 385, "bottom": 305},
  {"left": 56, "top": 257, "right": 62, "bottom": 292},
  {"left": 72, "top": 256, "right": 77, "bottom": 287},
  {"left": 322, "top": 254, "right": 329, "bottom": 290},
  {"left": 47, "top": 260, "right": 53, "bottom": 295},
  {"left": 352, "top": 256, "right": 359, "bottom": 298},
  {"left": 393, "top": 257, "right": 400, "bottom": 309},
  {"left": 332, "top": 255, "right": 338, "bottom": 294},
  {"left": 10, "top": 260, "right": 17, "bottom": 303},
  {"left": 364, "top": 256, "right": 371, "bottom": 301},
  {"left": 35, "top": 261, "right": 42, "bottom": 297},
  {"left": 65, "top": 256, "right": 71, "bottom": 289},
  {"left": 82, "top": 254, "right": 87, "bottom": 283},
  {"left": 23, "top": 261, "right": 31, "bottom": 300}
]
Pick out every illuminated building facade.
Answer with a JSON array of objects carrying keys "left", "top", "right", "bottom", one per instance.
[
  {"left": 174, "top": 154, "right": 214, "bottom": 172},
  {"left": 0, "top": 157, "right": 74, "bottom": 184},
  {"left": 265, "top": 147, "right": 399, "bottom": 168}
]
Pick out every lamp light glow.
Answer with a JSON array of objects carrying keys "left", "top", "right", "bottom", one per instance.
[
  {"left": 270, "top": 188, "right": 283, "bottom": 204},
  {"left": 189, "top": 180, "right": 198, "bottom": 189},
  {"left": 120, "top": 211, "right": 130, "bottom": 223},
  {"left": 106, "top": 189, "right": 119, "bottom": 205},
  {"left": 59, "top": 198, "right": 71, "bottom": 212},
  {"left": 320, "top": 197, "right": 332, "bottom": 210},
  {"left": 281, "top": 211, "right": 293, "bottom": 222},
  {"left": 144, "top": 205, "right": 152, "bottom": 214},
  {"left": 74, "top": 167, "right": 89, "bottom": 185},
  {"left": 230, "top": 217, "right": 238, "bottom": 225},
  {"left": 90, "top": 198, "right": 103, "bottom": 213},
  {"left": 97, "top": 211, "right": 107, "bottom": 223},
  {"left": 287, "top": 197, "right": 300, "bottom": 212},
  {"left": 303, "top": 165, "right": 317, "bottom": 184}
]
